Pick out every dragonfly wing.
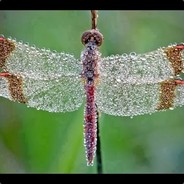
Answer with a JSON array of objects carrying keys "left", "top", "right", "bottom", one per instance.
[
  {"left": 96, "top": 44, "right": 184, "bottom": 116},
  {"left": 0, "top": 36, "right": 85, "bottom": 112},
  {"left": 99, "top": 45, "right": 184, "bottom": 84},
  {"left": 0, "top": 37, "right": 82, "bottom": 79},
  {"left": 96, "top": 79, "right": 183, "bottom": 116},
  {"left": 0, "top": 75, "right": 84, "bottom": 112}
]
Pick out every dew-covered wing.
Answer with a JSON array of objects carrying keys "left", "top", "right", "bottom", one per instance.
[
  {"left": 0, "top": 36, "right": 84, "bottom": 112},
  {"left": 99, "top": 45, "right": 184, "bottom": 84},
  {"left": 96, "top": 44, "right": 184, "bottom": 116},
  {"left": 96, "top": 78, "right": 184, "bottom": 116},
  {"left": 0, "top": 74, "right": 84, "bottom": 112},
  {"left": 0, "top": 36, "right": 82, "bottom": 80}
]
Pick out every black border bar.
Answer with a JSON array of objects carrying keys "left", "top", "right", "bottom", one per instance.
[{"left": 0, "top": 0, "right": 184, "bottom": 10}]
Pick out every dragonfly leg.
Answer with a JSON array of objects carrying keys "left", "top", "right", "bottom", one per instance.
[
  {"left": 0, "top": 72, "right": 11, "bottom": 77},
  {"left": 175, "top": 79, "right": 184, "bottom": 85}
]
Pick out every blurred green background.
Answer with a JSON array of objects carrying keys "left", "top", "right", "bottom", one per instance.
[{"left": 0, "top": 10, "right": 184, "bottom": 173}]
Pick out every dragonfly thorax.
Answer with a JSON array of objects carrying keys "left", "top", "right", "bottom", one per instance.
[{"left": 81, "top": 39, "right": 101, "bottom": 83}]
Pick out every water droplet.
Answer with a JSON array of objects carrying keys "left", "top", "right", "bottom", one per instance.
[
  {"left": 130, "top": 52, "right": 137, "bottom": 58},
  {"left": 122, "top": 53, "right": 128, "bottom": 58},
  {"left": 116, "top": 78, "right": 121, "bottom": 83}
]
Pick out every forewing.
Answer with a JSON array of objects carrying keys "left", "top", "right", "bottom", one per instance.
[
  {"left": 0, "top": 37, "right": 82, "bottom": 79},
  {"left": 99, "top": 46, "right": 184, "bottom": 84}
]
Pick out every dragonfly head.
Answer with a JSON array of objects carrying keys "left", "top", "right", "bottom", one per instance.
[{"left": 81, "top": 29, "right": 103, "bottom": 47}]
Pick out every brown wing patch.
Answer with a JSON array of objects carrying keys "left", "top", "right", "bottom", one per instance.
[
  {"left": 164, "top": 45, "right": 184, "bottom": 76},
  {"left": 156, "top": 80, "right": 177, "bottom": 110},
  {"left": 0, "top": 37, "right": 15, "bottom": 69},
  {"left": 5, "top": 74, "right": 27, "bottom": 104}
]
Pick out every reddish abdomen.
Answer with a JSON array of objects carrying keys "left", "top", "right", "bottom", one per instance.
[{"left": 84, "top": 84, "right": 97, "bottom": 166}]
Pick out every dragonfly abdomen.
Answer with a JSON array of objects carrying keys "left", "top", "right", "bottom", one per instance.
[{"left": 84, "top": 83, "right": 97, "bottom": 166}]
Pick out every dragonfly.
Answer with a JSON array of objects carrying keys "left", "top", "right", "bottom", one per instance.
[{"left": 0, "top": 10, "right": 184, "bottom": 166}]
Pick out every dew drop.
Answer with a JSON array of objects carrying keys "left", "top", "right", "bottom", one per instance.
[
  {"left": 116, "top": 78, "right": 121, "bottom": 83},
  {"left": 122, "top": 53, "right": 128, "bottom": 58},
  {"left": 130, "top": 52, "right": 137, "bottom": 58}
]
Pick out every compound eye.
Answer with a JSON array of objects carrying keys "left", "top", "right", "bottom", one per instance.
[
  {"left": 81, "top": 30, "right": 103, "bottom": 46},
  {"left": 81, "top": 31, "right": 92, "bottom": 45},
  {"left": 93, "top": 31, "right": 103, "bottom": 46}
]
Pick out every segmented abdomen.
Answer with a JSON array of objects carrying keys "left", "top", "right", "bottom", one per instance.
[{"left": 84, "top": 84, "right": 97, "bottom": 166}]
